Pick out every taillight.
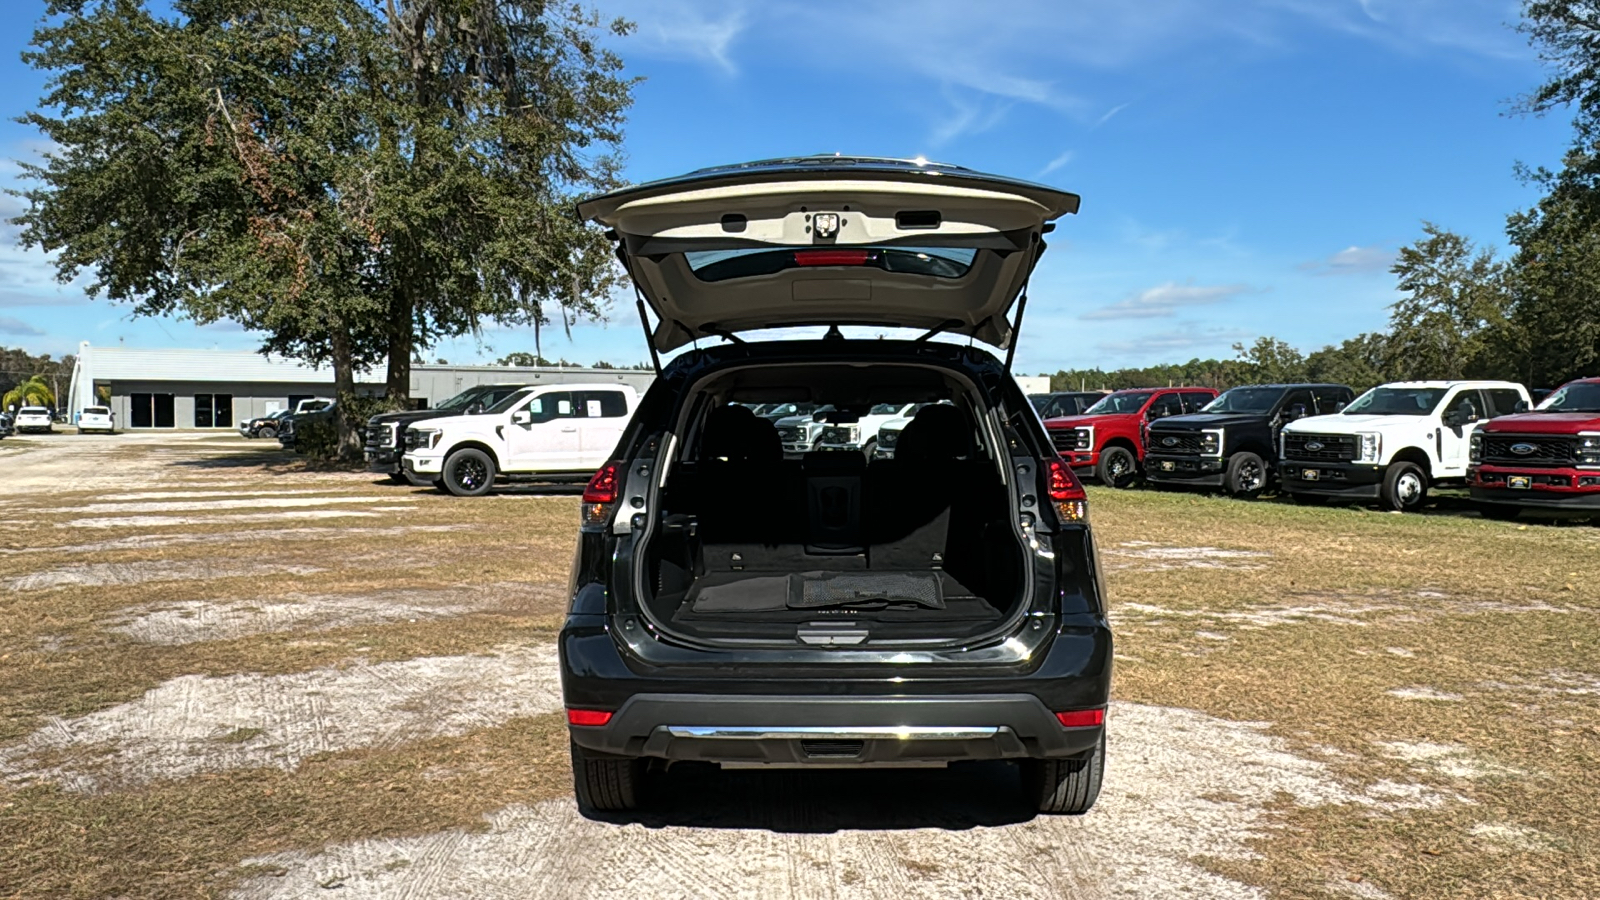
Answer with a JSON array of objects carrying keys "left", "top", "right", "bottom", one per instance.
[
  {"left": 581, "top": 461, "right": 621, "bottom": 531},
  {"left": 1055, "top": 708, "right": 1105, "bottom": 728},
  {"left": 1046, "top": 458, "right": 1088, "bottom": 523},
  {"left": 793, "top": 249, "right": 870, "bottom": 267},
  {"left": 566, "top": 708, "right": 613, "bottom": 727}
]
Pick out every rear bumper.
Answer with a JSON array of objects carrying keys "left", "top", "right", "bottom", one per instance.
[
  {"left": 1280, "top": 460, "right": 1383, "bottom": 498},
  {"left": 568, "top": 693, "right": 1103, "bottom": 764},
  {"left": 1143, "top": 453, "right": 1226, "bottom": 486},
  {"left": 560, "top": 612, "right": 1113, "bottom": 764}
]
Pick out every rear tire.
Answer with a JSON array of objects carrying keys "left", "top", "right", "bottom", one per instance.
[
  {"left": 570, "top": 741, "right": 645, "bottom": 813},
  {"left": 1379, "top": 462, "right": 1428, "bottom": 512},
  {"left": 1021, "top": 732, "right": 1105, "bottom": 815},
  {"left": 1224, "top": 452, "right": 1267, "bottom": 499},
  {"left": 259, "top": 426, "right": 276, "bottom": 439},
  {"left": 1096, "top": 446, "right": 1138, "bottom": 489},
  {"left": 442, "top": 448, "right": 496, "bottom": 497}
]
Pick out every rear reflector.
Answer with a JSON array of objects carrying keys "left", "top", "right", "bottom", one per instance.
[
  {"left": 793, "top": 249, "right": 871, "bottom": 267},
  {"left": 1055, "top": 709, "right": 1105, "bottom": 728},
  {"left": 566, "top": 708, "right": 613, "bottom": 727}
]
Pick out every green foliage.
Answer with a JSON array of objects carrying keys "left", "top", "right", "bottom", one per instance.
[
  {"left": 2, "top": 375, "right": 55, "bottom": 410},
  {"left": 293, "top": 395, "right": 388, "bottom": 459},
  {"left": 1386, "top": 224, "right": 1512, "bottom": 381},
  {"left": 1232, "top": 336, "right": 1307, "bottom": 384},
  {"left": 13, "top": 0, "right": 636, "bottom": 459},
  {"left": 0, "top": 349, "right": 73, "bottom": 402}
]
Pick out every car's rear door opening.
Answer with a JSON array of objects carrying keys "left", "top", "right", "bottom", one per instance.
[{"left": 631, "top": 360, "right": 1035, "bottom": 647}]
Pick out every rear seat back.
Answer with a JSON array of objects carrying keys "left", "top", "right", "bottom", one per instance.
[
  {"left": 691, "top": 405, "right": 805, "bottom": 570},
  {"left": 802, "top": 450, "right": 866, "bottom": 554},
  {"left": 866, "top": 405, "right": 976, "bottom": 570}
]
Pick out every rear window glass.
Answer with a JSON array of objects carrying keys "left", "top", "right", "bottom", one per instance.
[
  {"left": 685, "top": 247, "right": 978, "bottom": 282},
  {"left": 83, "top": 407, "right": 110, "bottom": 415}
]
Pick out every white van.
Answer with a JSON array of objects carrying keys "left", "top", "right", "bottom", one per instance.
[{"left": 402, "top": 383, "right": 639, "bottom": 495}]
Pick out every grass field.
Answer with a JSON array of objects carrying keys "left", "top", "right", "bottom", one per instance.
[{"left": 0, "top": 433, "right": 1595, "bottom": 899}]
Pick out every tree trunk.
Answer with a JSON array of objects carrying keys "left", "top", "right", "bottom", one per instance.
[
  {"left": 387, "top": 287, "right": 413, "bottom": 409},
  {"left": 330, "top": 327, "right": 363, "bottom": 463}
]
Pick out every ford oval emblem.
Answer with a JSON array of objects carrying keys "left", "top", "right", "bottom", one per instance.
[
  {"left": 1306, "top": 441, "right": 1324, "bottom": 452},
  {"left": 1511, "top": 442, "right": 1538, "bottom": 456},
  {"left": 1161, "top": 436, "right": 1177, "bottom": 447}
]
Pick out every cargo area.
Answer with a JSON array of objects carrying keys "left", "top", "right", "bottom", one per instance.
[{"left": 638, "top": 364, "right": 1027, "bottom": 645}]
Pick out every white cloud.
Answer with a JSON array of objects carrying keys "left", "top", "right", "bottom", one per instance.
[
  {"left": 1097, "top": 322, "right": 1255, "bottom": 356},
  {"left": 1040, "top": 149, "right": 1075, "bottom": 176},
  {"left": 1298, "top": 244, "right": 1394, "bottom": 276},
  {"left": 608, "top": 1, "right": 749, "bottom": 74},
  {"left": 1093, "top": 103, "right": 1130, "bottom": 128},
  {"left": 1081, "top": 281, "right": 1256, "bottom": 320},
  {"left": 0, "top": 315, "right": 43, "bottom": 336}
]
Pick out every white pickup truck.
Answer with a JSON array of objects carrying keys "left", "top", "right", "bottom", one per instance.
[
  {"left": 402, "top": 383, "right": 639, "bottom": 496},
  {"left": 1278, "top": 380, "right": 1530, "bottom": 511}
]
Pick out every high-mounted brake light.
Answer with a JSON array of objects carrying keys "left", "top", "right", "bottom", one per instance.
[
  {"left": 580, "top": 461, "right": 622, "bottom": 530},
  {"left": 566, "top": 708, "right": 613, "bottom": 727},
  {"left": 1046, "top": 458, "right": 1089, "bottom": 523},
  {"left": 793, "top": 249, "right": 870, "bottom": 267},
  {"left": 1055, "top": 708, "right": 1105, "bottom": 728}
]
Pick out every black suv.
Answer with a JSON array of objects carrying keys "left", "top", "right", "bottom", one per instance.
[
  {"left": 363, "top": 383, "right": 529, "bottom": 483},
  {"left": 1144, "top": 383, "right": 1354, "bottom": 497},
  {"left": 560, "top": 157, "right": 1111, "bottom": 816}
]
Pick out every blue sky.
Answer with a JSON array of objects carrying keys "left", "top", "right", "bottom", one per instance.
[{"left": 0, "top": 0, "right": 1577, "bottom": 375}]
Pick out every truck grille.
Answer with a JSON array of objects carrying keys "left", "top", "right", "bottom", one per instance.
[
  {"left": 1150, "top": 432, "right": 1203, "bottom": 455},
  {"left": 1483, "top": 434, "right": 1577, "bottom": 467},
  {"left": 363, "top": 421, "right": 398, "bottom": 450},
  {"left": 878, "top": 428, "right": 900, "bottom": 449},
  {"left": 1050, "top": 429, "right": 1080, "bottom": 453},
  {"left": 1284, "top": 433, "right": 1357, "bottom": 462},
  {"left": 776, "top": 425, "right": 801, "bottom": 443}
]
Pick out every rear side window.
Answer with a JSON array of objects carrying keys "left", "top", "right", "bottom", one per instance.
[
  {"left": 580, "top": 390, "right": 630, "bottom": 418},
  {"left": 1180, "top": 391, "right": 1212, "bottom": 413},
  {"left": 526, "top": 391, "right": 577, "bottom": 423},
  {"left": 1148, "top": 394, "right": 1183, "bottom": 418},
  {"left": 1484, "top": 388, "right": 1524, "bottom": 417},
  {"left": 1312, "top": 389, "right": 1348, "bottom": 415}
]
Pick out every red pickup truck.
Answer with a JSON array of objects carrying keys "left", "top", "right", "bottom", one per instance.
[
  {"left": 1045, "top": 386, "right": 1219, "bottom": 487},
  {"left": 1469, "top": 377, "right": 1600, "bottom": 519}
]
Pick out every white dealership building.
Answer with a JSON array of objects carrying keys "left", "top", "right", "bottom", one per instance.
[{"left": 64, "top": 342, "right": 654, "bottom": 429}]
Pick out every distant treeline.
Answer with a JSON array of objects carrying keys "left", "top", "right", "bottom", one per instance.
[{"left": 0, "top": 347, "right": 74, "bottom": 404}]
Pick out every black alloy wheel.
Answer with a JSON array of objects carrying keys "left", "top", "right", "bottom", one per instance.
[
  {"left": 1097, "top": 446, "right": 1138, "bottom": 489},
  {"left": 1226, "top": 452, "right": 1267, "bottom": 499},
  {"left": 443, "top": 448, "right": 496, "bottom": 497}
]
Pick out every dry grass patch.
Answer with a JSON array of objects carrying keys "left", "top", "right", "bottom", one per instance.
[{"left": 0, "top": 712, "right": 572, "bottom": 899}]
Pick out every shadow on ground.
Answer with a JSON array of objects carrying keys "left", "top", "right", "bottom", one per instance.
[{"left": 590, "top": 761, "right": 1040, "bottom": 832}]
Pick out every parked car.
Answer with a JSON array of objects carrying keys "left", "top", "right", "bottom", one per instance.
[
  {"left": 773, "top": 405, "right": 836, "bottom": 456},
  {"left": 0, "top": 411, "right": 13, "bottom": 438},
  {"left": 1044, "top": 387, "right": 1219, "bottom": 487},
  {"left": 239, "top": 409, "right": 290, "bottom": 439},
  {"left": 560, "top": 155, "right": 1108, "bottom": 815},
  {"left": 813, "top": 402, "right": 925, "bottom": 456},
  {"left": 1030, "top": 391, "right": 1105, "bottom": 420},
  {"left": 76, "top": 406, "right": 116, "bottom": 434},
  {"left": 13, "top": 406, "right": 54, "bottom": 434},
  {"left": 1144, "top": 383, "right": 1354, "bottom": 498},
  {"left": 277, "top": 402, "right": 337, "bottom": 453},
  {"left": 1279, "top": 380, "right": 1530, "bottom": 511},
  {"left": 1468, "top": 376, "right": 1600, "bottom": 519},
  {"left": 364, "top": 383, "right": 531, "bottom": 483},
  {"left": 402, "top": 384, "right": 639, "bottom": 495}
]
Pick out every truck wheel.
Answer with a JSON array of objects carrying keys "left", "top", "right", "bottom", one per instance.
[
  {"left": 861, "top": 439, "right": 877, "bottom": 461},
  {"left": 1096, "top": 446, "right": 1138, "bottom": 489},
  {"left": 1225, "top": 452, "right": 1267, "bottom": 499},
  {"left": 570, "top": 741, "right": 646, "bottom": 813},
  {"left": 259, "top": 426, "right": 276, "bottom": 439},
  {"left": 1020, "top": 732, "right": 1105, "bottom": 814},
  {"left": 442, "top": 448, "right": 496, "bottom": 497},
  {"left": 1380, "top": 462, "right": 1428, "bottom": 512}
]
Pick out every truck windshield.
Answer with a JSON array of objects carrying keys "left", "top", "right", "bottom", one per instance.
[
  {"left": 1202, "top": 387, "right": 1283, "bottom": 413},
  {"left": 1537, "top": 382, "right": 1600, "bottom": 412},
  {"left": 1344, "top": 387, "right": 1447, "bottom": 415},
  {"left": 436, "top": 387, "right": 493, "bottom": 411},
  {"left": 1083, "top": 392, "right": 1154, "bottom": 415}
]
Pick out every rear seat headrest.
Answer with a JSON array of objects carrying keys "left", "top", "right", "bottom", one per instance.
[
  {"left": 702, "top": 405, "right": 781, "bottom": 462},
  {"left": 894, "top": 404, "right": 973, "bottom": 461}
]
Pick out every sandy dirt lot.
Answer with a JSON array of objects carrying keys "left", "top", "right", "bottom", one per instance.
[{"left": 0, "top": 431, "right": 1596, "bottom": 899}]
